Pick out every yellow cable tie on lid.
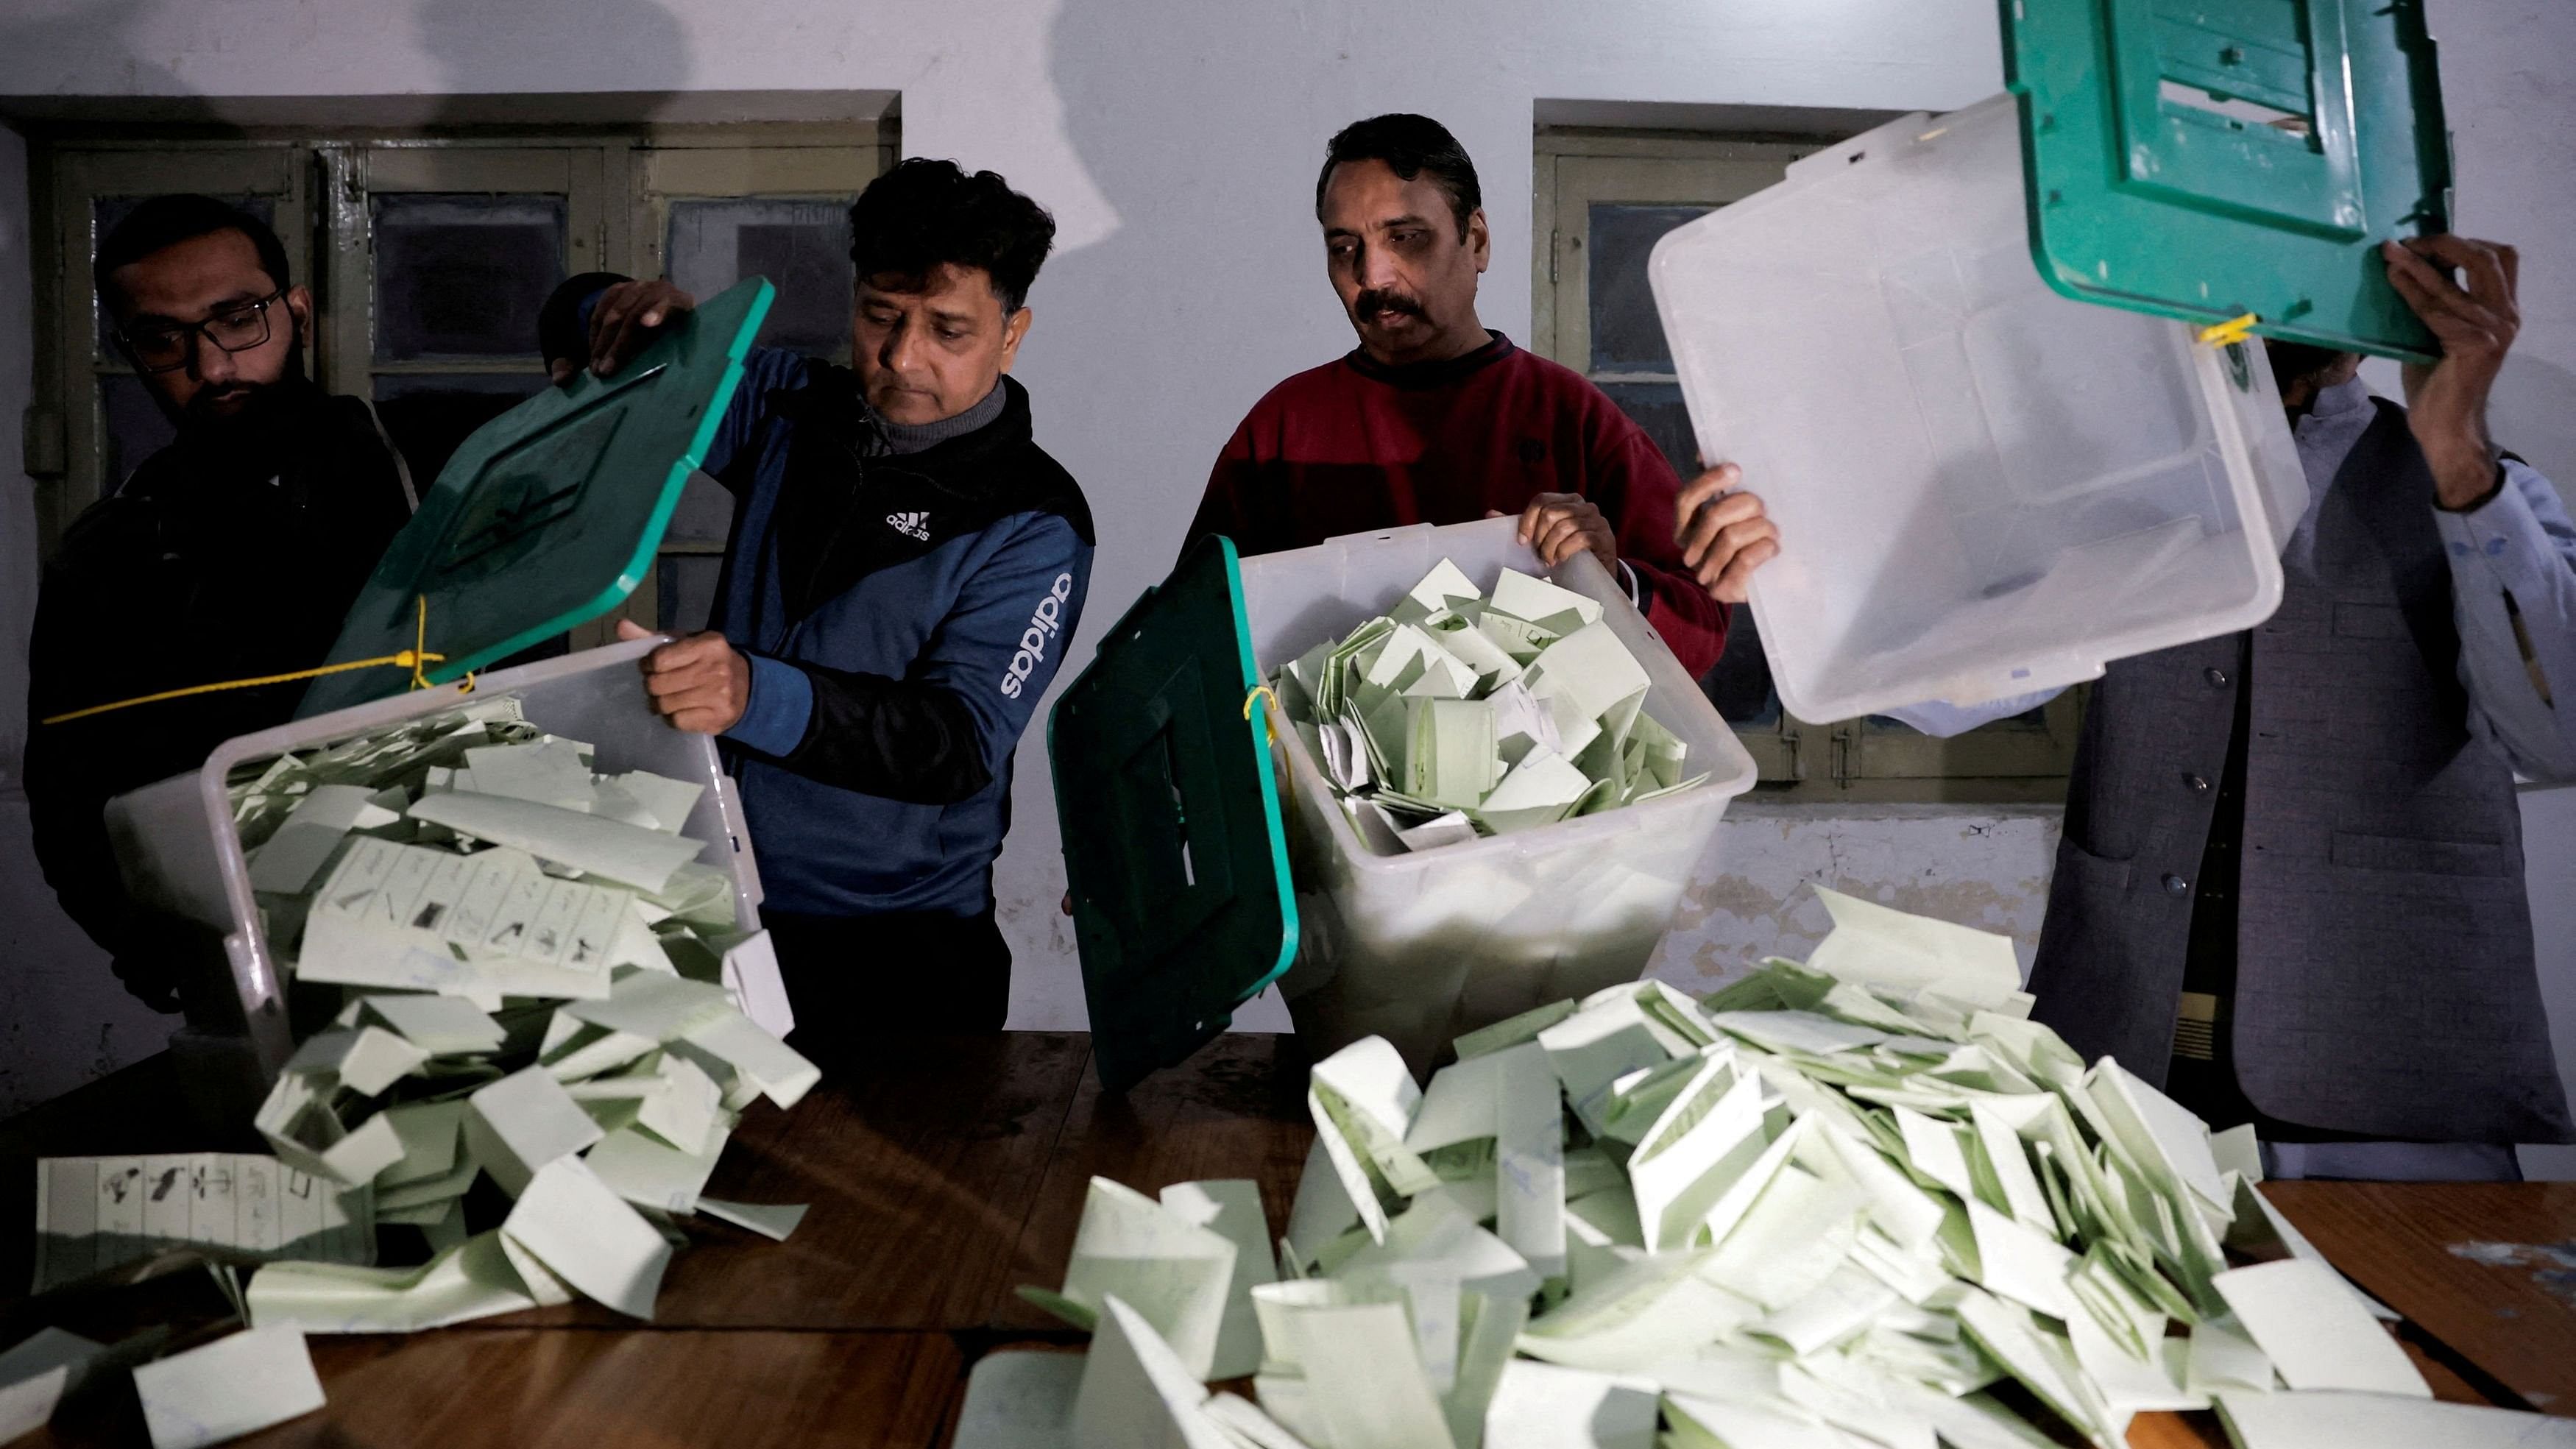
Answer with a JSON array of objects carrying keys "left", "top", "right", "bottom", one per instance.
[
  {"left": 1242, "top": 683, "right": 1282, "bottom": 743},
  {"left": 2197, "top": 311, "right": 2259, "bottom": 347},
  {"left": 40, "top": 594, "right": 461, "bottom": 726}
]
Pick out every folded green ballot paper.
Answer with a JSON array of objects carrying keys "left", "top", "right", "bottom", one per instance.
[
  {"left": 1272, "top": 559, "right": 1709, "bottom": 855},
  {"left": 960, "top": 888, "right": 2538, "bottom": 1449}
]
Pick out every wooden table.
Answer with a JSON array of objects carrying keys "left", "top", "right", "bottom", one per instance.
[
  {"left": 3, "top": 1032, "right": 2567, "bottom": 1447},
  {"left": 2264, "top": 1180, "right": 2576, "bottom": 1415}
]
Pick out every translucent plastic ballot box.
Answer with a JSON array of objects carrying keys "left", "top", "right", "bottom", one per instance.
[
  {"left": 2003, "top": 0, "right": 2452, "bottom": 362},
  {"left": 1649, "top": 94, "right": 2310, "bottom": 726},
  {"left": 1048, "top": 535, "right": 1301, "bottom": 1093},
  {"left": 1239, "top": 518, "right": 1756, "bottom": 1079},
  {"left": 106, "top": 645, "right": 766, "bottom": 1083},
  {"left": 99, "top": 278, "right": 775, "bottom": 1083}
]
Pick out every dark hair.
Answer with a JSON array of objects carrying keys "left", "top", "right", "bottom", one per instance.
[
  {"left": 848, "top": 158, "right": 1055, "bottom": 313},
  {"left": 1314, "top": 113, "right": 1482, "bottom": 240},
  {"left": 94, "top": 194, "right": 291, "bottom": 313}
]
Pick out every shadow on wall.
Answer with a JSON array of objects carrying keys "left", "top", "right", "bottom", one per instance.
[
  {"left": 1035, "top": 0, "right": 1375, "bottom": 568},
  {"left": 0, "top": 0, "right": 222, "bottom": 128},
  {"left": 412, "top": 0, "right": 692, "bottom": 108}
]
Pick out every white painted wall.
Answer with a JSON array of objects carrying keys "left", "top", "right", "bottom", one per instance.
[{"left": 0, "top": 0, "right": 2564, "bottom": 1177}]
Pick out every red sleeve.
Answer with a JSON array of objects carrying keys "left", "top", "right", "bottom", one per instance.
[{"left": 1582, "top": 404, "right": 1729, "bottom": 679}]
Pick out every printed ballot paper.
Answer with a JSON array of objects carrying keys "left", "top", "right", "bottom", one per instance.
[
  {"left": 34, "top": 1154, "right": 372, "bottom": 1292},
  {"left": 49, "top": 695, "right": 819, "bottom": 1353},
  {"left": 1274, "top": 560, "right": 1708, "bottom": 854},
  {"left": 131, "top": 1326, "right": 325, "bottom": 1449},
  {"left": 960, "top": 888, "right": 2576, "bottom": 1449}
]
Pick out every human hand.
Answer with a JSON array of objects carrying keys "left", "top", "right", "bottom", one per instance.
[
  {"left": 2382, "top": 235, "right": 2519, "bottom": 510},
  {"left": 587, "top": 279, "right": 696, "bottom": 378},
  {"left": 1674, "top": 462, "right": 1778, "bottom": 603},
  {"left": 1504, "top": 492, "right": 1618, "bottom": 573},
  {"left": 618, "top": 618, "right": 751, "bottom": 733}
]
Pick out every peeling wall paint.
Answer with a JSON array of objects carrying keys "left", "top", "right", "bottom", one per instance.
[{"left": 1646, "top": 802, "right": 2060, "bottom": 992}]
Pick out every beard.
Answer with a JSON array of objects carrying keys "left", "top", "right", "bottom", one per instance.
[
  {"left": 172, "top": 339, "right": 316, "bottom": 482},
  {"left": 177, "top": 336, "right": 308, "bottom": 437}
]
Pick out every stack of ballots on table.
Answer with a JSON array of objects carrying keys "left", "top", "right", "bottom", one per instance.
[
  {"left": 1275, "top": 560, "right": 1708, "bottom": 854},
  {"left": 960, "top": 888, "right": 2569, "bottom": 1449},
  {"left": 31, "top": 698, "right": 816, "bottom": 1338}
]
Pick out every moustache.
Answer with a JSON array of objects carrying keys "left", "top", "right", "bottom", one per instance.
[{"left": 1356, "top": 288, "right": 1424, "bottom": 323}]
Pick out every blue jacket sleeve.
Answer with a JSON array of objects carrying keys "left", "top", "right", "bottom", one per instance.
[
  {"left": 701, "top": 346, "right": 812, "bottom": 483},
  {"left": 737, "top": 513, "right": 1094, "bottom": 804}
]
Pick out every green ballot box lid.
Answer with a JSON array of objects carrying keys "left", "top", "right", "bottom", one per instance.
[
  {"left": 2003, "top": 0, "right": 2450, "bottom": 361},
  {"left": 1048, "top": 534, "right": 1299, "bottom": 1092},
  {"left": 297, "top": 277, "right": 774, "bottom": 718}
]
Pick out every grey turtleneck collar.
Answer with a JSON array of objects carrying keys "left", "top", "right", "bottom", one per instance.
[{"left": 865, "top": 380, "right": 1006, "bottom": 456}]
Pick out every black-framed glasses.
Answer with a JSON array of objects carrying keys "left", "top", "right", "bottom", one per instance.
[{"left": 117, "top": 288, "right": 288, "bottom": 374}]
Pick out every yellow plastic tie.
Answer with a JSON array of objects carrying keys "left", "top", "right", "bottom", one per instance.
[
  {"left": 2197, "top": 311, "right": 2259, "bottom": 347},
  {"left": 1242, "top": 684, "right": 1282, "bottom": 743},
  {"left": 41, "top": 595, "right": 454, "bottom": 726},
  {"left": 408, "top": 595, "right": 435, "bottom": 690},
  {"left": 411, "top": 597, "right": 478, "bottom": 697}
]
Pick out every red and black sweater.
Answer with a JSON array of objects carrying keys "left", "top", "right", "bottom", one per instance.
[{"left": 1188, "top": 331, "right": 1727, "bottom": 677}]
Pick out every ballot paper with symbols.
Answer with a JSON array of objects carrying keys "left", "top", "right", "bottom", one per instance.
[
  {"left": 963, "top": 886, "right": 2567, "bottom": 1449},
  {"left": 1273, "top": 559, "right": 1709, "bottom": 854},
  {"left": 33, "top": 1155, "right": 372, "bottom": 1292}
]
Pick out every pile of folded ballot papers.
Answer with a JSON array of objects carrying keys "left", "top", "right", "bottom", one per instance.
[
  {"left": 965, "top": 888, "right": 2563, "bottom": 1449},
  {"left": 1274, "top": 560, "right": 1708, "bottom": 854},
  {"left": 12, "top": 699, "right": 818, "bottom": 1445}
]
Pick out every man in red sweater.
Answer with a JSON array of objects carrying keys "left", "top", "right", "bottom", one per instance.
[{"left": 1188, "top": 113, "right": 1777, "bottom": 678}]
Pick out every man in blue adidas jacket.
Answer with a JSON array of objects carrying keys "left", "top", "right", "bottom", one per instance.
[{"left": 576, "top": 159, "right": 1093, "bottom": 1047}]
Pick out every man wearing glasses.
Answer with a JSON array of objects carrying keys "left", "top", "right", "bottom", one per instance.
[{"left": 25, "top": 195, "right": 414, "bottom": 1013}]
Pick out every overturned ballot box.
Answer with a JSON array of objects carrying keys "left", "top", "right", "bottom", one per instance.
[
  {"left": 1649, "top": 94, "right": 2312, "bottom": 725},
  {"left": 1052, "top": 517, "right": 1756, "bottom": 1086},
  {"left": 1649, "top": 0, "right": 2453, "bottom": 722},
  {"left": 35, "top": 279, "right": 846, "bottom": 1340},
  {"left": 100, "top": 278, "right": 778, "bottom": 1092}
]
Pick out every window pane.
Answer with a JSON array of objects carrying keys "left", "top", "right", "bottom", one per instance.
[
  {"left": 1596, "top": 381, "right": 1699, "bottom": 482},
  {"left": 99, "top": 372, "right": 178, "bottom": 493},
  {"left": 372, "top": 373, "right": 547, "bottom": 487},
  {"left": 656, "top": 553, "right": 723, "bottom": 635},
  {"left": 1587, "top": 203, "right": 1708, "bottom": 372},
  {"left": 667, "top": 199, "right": 854, "bottom": 355},
  {"left": 372, "top": 194, "right": 565, "bottom": 361},
  {"left": 93, "top": 194, "right": 280, "bottom": 358}
]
